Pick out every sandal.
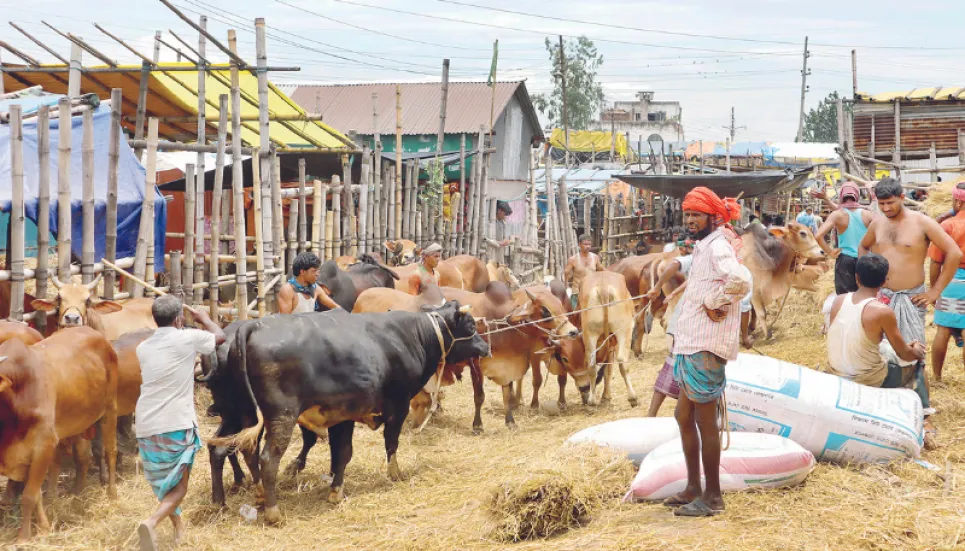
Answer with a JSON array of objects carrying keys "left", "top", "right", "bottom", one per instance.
[
  {"left": 673, "top": 498, "right": 724, "bottom": 517},
  {"left": 661, "top": 493, "right": 695, "bottom": 507}
]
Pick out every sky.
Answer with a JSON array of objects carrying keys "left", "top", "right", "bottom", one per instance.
[{"left": 3, "top": 0, "right": 963, "bottom": 142}]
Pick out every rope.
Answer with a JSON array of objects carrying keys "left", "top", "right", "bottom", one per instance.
[
  {"left": 479, "top": 292, "right": 653, "bottom": 337},
  {"left": 719, "top": 389, "right": 731, "bottom": 452}
]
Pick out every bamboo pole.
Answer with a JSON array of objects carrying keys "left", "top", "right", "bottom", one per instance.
[
  {"left": 332, "top": 175, "right": 342, "bottom": 256},
  {"left": 133, "top": 61, "right": 150, "bottom": 161},
  {"left": 416, "top": 212, "right": 423, "bottom": 249},
  {"left": 35, "top": 105, "right": 51, "bottom": 332},
  {"left": 319, "top": 183, "right": 329, "bottom": 260},
  {"left": 558, "top": 175, "right": 573, "bottom": 257},
  {"left": 208, "top": 94, "right": 227, "bottom": 319},
  {"left": 367, "top": 157, "right": 375, "bottom": 252},
  {"left": 341, "top": 154, "right": 353, "bottom": 255},
  {"left": 402, "top": 160, "right": 412, "bottom": 239},
  {"left": 456, "top": 133, "right": 466, "bottom": 254},
  {"left": 103, "top": 89, "right": 121, "bottom": 301},
  {"left": 359, "top": 145, "right": 370, "bottom": 254},
  {"left": 252, "top": 150, "right": 266, "bottom": 317},
  {"left": 287, "top": 201, "right": 299, "bottom": 275},
  {"left": 374, "top": 137, "right": 383, "bottom": 247},
  {"left": 529, "top": 148, "right": 538, "bottom": 248},
  {"left": 312, "top": 179, "right": 323, "bottom": 256},
  {"left": 8, "top": 106, "right": 25, "bottom": 320},
  {"left": 183, "top": 164, "right": 196, "bottom": 300},
  {"left": 57, "top": 98, "right": 72, "bottom": 283},
  {"left": 395, "top": 85, "right": 403, "bottom": 239},
  {"left": 325, "top": 212, "right": 334, "bottom": 261},
  {"left": 298, "top": 159, "right": 307, "bottom": 253},
  {"left": 81, "top": 109, "right": 95, "bottom": 286},
  {"left": 467, "top": 134, "right": 480, "bottom": 256},
  {"left": 170, "top": 251, "right": 183, "bottom": 299},
  {"left": 193, "top": 162, "right": 205, "bottom": 305},
  {"left": 133, "top": 118, "right": 159, "bottom": 298},
  {"left": 544, "top": 147, "right": 558, "bottom": 275},
  {"left": 270, "top": 151, "right": 283, "bottom": 308},
  {"left": 228, "top": 30, "right": 248, "bottom": 319}
]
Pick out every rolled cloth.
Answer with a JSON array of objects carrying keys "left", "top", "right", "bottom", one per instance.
[
  {"left": 953, "top": 188, "right": 965, "bottom": 201},
  {"left": 682, "top": 186, "right": 730, "bottom": 223},
  {"left": 877, "top": 285, "right": 927, "bottom": 344},
  {"left": 840, "top": 182, "right": 860, "bottom": 203}
]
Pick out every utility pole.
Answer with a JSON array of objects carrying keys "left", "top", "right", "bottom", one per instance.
[
  {"left": 559, "top": 35, "right": 570, "bottom": 168},
  {"left": 721, "top": 107, "right": 745, "bottom": 172},
  {"left": 851, "top": 49, "right": 858, "bottom": 97},
  {"left": 795, "top": 36, "right": 811, "bottom": 142},
  {"left": 609, "top": 102, "right": 616, "bottom": 163}
]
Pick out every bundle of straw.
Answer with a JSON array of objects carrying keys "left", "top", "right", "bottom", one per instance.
[
  {"left": 487, "top": 445, "right": 634, "bottom": 542},
  {"left": 922, "top": 177, "right": 965, "bottom": 218}
]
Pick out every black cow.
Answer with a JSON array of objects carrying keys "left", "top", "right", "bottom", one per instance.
[
  {"left": 208, "top": 301, "right": 489, "bottom": 524},
  {"left": 316, "top": 253, "right": 399, "bottom": 312}
]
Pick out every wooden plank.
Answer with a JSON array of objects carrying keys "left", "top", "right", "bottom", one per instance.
[{"left": 81, "top": 109, "right": 95, "bottom": 285}]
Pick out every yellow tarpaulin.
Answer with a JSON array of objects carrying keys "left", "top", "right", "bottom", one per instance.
[
  {"left": 549, "top": 128, "right": 628, "bottom": 160},
  {"left": 818, "top": 167, "right": 891, "bottom": 186}
]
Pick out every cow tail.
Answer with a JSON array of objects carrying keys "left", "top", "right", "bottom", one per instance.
[{"left": 208, "top": 323, "right": 264, "bottom": 454}]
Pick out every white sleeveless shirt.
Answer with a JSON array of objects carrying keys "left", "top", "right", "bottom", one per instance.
[
  {"left": 292, "top": 290, "right": 316, "bottom": 313},
  {"left": 827, "top": 294, "right": 887, "bottom": 386}
]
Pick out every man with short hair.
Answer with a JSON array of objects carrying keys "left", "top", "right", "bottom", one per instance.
[
  {"left": 928, "top": 182, "right": 965, "bottom": 382},
  {"left": 796, "top": 206, "right": 819, "bottom": 234},
  {"left": 826, "top": 254, "right": 931, "bottom": 427},
  {"left": 663, "top": 186, "right": 749, "bottom": 517},
  {"left": 277, "top": 252, "right": 340, "bottom": 313},
  {"left": 408, "top": 243, "right": 442, "bottom": 295},
  {"left": 814, "top": 182, "right": 876, "bottom": 294},
  {"left": 564, "top": 234, "right": 603, "bottom": 310},
  {"left": 135, "top": 295, "right": 225, "bottom": 551},
  {"left": 490, "top": 201, "right": 516, "bottom": 265}
]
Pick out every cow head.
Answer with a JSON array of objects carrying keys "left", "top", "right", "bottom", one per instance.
[
  {"left": 771, "top": 222, "right": 826, "bottom": 260},
  {"left": 511, "top": 287, "right": 579, "bottom": 338},
  {"left": 383, "top": 239, "right": 419, "bottom": 266},
  {"left": 547, "top": 337, "right": 593, "bottom": 404},
  {"left": 425, "top": 301, "right": 490, "bottom": 365},
  {"left": 31, "top": 274, "right": 122, "bottom": 329},
  {"left": 490, "top": 262, "right": 520, "bottom": 290}
]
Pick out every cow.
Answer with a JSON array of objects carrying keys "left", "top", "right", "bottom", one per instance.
[
  {"left": 487, "top": 261, "right": 520, "bottom": 290},
  {"left": 741, "top": 222, "right": 826, "bottom": 339},
  {"left": 383, "top": 239, "right": 419, "bottom": 266},
  {"left": 0, "top": 320, "right": 43, "bottom": 346},
  {"left": 637, "top": 249, "right": 686, "bottom": 340},
  {"left": 30, "top": 273, "right": 157, "bottom": 341},
  {"left": 315, "top": 253, "right": 400, "bottom": 311},
  {"left": 606, "top": 253, "right": 669, "bottom": 354},
  {"left": 391, "top": 261, "right": 465, "bottom": 292},
  {"left": 0, "top": 282, "right": 48, "bottom": 335},
  {"left": 441, "top": 255, "right": 490, "bottom": 292},
  {"left": 352, "top": 283, "right": 447, "bottom": 314},
  {"left": 207, "top": 302, "right": 489, "bottom": 523},
  {"left": 335, "top": 255, "right": 358, "bottom": 271},
  {"left": 580, "top": 271, "right": 639, "bottom": 407},
  {"left": 0, "top": 327, "right": 118, "bottom": 543}
]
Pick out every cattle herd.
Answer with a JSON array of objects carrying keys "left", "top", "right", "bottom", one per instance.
[{"left": 0, "top": 226, "right": 830, "bottom": 541}]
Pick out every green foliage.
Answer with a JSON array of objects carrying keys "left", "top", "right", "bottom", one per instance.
[
  {"left": 803, "top": 91, "right": 850, "bottom": 143},
  {"left": 420, "top": 158, "right": 445, "bottom": 211},
  {"left": 532, "top": 36, "right": 606, "bottom": 130}
]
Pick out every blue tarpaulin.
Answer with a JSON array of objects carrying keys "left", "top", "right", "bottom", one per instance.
[{"left": 0, "top": 97, "right": 166, "bottom": 270}]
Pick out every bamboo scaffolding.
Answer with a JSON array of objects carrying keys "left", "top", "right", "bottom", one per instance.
[
  {"left": 252, "top": 148, "right": 266, "bottom": 318},
  {"left": 81, "top": 109, "right": 95, "bottom": 285},
  {"left": 312, "top": 179, "right": 323, "bottom": 257},
  {"left": 57, "top": 98, "right": 72, "bottom": 283},
  {"left": 269, "top": 151, "right": 282, "bottom": 309},
  {"left": 132, "top": 118, "right": 159, "bottom": 298},
  {"left": 373, "top": 138, "right": 383, "bottom": 247},
  {"left": 319, "top": 182, "right": 329, "bottom": 260},
  {"left": 169, "top": 251, "right": 183, "bottom": 299},
  {"left": 332, "top": 175, "right": 342, "bottom": 256},
  {"left": 228, "top": 30, "right": 248, "bottom": 319},
  {"left": 359, "top": 145, "right": 370, "bottom": 254},
  {"left": 103, "top": 90, "right": 120, "bottom": 301},
  {"left": 35, "top": 105, "right": 50, "bottom": 331},
  {"left": 287, "top": 201, "right": 299, "bottom": 275},
  {"left": 183, "top": 163, "right": 196, "bottom": 301},
  {"left": 8, "top": 105, "right": 25, "bottom": 320}
]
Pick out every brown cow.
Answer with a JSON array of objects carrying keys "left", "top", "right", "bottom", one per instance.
[
  {"left": 0, "top": 327, "right": 118, "bottom": 543},
  {"left": 580, "top": 271, "right": 638, "bottom": 407},
  {"left": 442, "top": 255, "right": 490, "bottom": 292},
  {"left": 606, "top": 253, "right": 667, "bottom": 354},
  {"left": 487, "top": 261, "right": 520, "bottom": 290},
  {"left": 0, "top": 320, "right": 44, "bottom": 346},
  {"left": 741, "top": 222, "right": 826, "bottom": 339},
  {"left": 384, "top": 239, "right": 420, "bottom": 266},
  {"left": 352, "top": 283, "right": 447, "bottom": 314},
  {"left": 392, "top": 261, "right": 464, "bottom": 293}
]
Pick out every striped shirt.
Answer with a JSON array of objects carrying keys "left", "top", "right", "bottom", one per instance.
[{"left": 672, "top": 228, "right": 750, "bottom": 361}]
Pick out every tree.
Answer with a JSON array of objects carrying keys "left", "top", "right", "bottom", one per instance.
[
  {"left": 532, "top": 36, "right": 606, "bottom": 131},
  {"left": 803, "top": 91, "right": 850, "bottom": 143}
]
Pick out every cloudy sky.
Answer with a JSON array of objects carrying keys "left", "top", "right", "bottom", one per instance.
[{"left": 4, "top": 0, "right": 963, "bottom": 142}]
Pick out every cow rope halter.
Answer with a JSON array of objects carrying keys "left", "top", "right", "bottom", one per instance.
[{"left": 418, "top": 311, "right": 476, "bottom": 432}]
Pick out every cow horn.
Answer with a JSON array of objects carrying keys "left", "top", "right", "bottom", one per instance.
[
  {"left": 0, "top": 356, "right": 6, "bottom": 363},
  {"left": 524, "top": 288, "right": 537, "bottom": 301},
  {"left": 87, "top": 272, "right": 104, "bottom": 290},
  {"left": 459, "top": 304, "right": 472, "bottom": 314},
  {"left": 50, "top": 274, "right": 64, "bottom": 289}
]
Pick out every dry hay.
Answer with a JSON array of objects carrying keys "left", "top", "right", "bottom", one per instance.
[
  {"left": 923, "top": 177, "right": 965, "bottom": 218},
  {"left": 487, "top": 445, "right": 633, "bottom": 541},
  {"left": 3, "top": 270, "right": 965, "bottom": 550}
]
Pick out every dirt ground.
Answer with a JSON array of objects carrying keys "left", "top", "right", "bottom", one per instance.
[{"left": 2, "top": 273, "right": 965, "bottom": 551}]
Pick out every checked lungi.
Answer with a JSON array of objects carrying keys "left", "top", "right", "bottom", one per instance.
[
  {"left": 138, "top": 428, "right": 202, "bottom": 515},
  {"left": 673, "top": 351, "right": 727, "bottom": 404},
  {"left": 935, "top": 268, "right": 965, "bottom": 330},
  {"left": 878, "top": 284, "right": 927, "bottom": 344}
]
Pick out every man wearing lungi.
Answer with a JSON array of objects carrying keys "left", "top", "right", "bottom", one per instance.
[
  {"left": 928, "top": 182, "right": 965, "bottom": 382},
  {"left": 814, "top": 182, "right": 876, "bottom": 294},
  {"left": 662, "top": 187, "right": 749, "bottom": 517},
  {"left": 134, "top": 295, "right": 226, "bottom": 551}
]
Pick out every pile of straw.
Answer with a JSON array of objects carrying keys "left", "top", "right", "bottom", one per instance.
[
  {"left": 487, "top": 445, "right": 633, "bottom": 542},
  {"left": 922, "top": 177, "right": 965, "bottom": 218}
]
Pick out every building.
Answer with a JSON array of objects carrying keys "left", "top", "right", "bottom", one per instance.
[
  {"left": 853, "top": 87, "right": 965, "bottom": 162},
  {"left": 287, "top": 81, "right": 544, "bottom": 199},
  {"left": 591, "top": 91, "right": 685, "bottom": 145}
]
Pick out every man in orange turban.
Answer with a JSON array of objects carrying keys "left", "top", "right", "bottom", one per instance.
[{"left": 664, "top": 186, "right": 749, "bottom": 517}]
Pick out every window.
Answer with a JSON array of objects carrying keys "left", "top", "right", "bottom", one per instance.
[
  {"left": 648, "top": 111, "right": 667, "bottom": 122},
  {"left": 635, "top": 113, "right": 641, "bottom": 121}
]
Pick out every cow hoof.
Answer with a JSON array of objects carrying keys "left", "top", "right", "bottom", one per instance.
[
  {"left": 472, "top": 425, "right": 484, "bottom": 436},
  {"left": 387, "top": 465, "right": 403, "bottom": 482},
  {"left": 506, "top": 422, "right": 518, "bottom": 432},
  {"left": 107, "top": 487, "right": 118, "bottom": 500},
  {"left": 228, "top": 482, "right": 244, "bottom": 495},
  {"left": 600, "top": 397, "right": 612, "bottom": 406},
  {"left": 328, "top": 487, "right": 345, "bottom": 504},
  {"left": 558, "top": 401, "right": 568, "bottom": 412},
  {"left": 529, "top": 401, "right": 539, "bottom": 410},
  {"left": 264, "top": 506, "right": 283, "bottom": 525},
  {"left": 283, "top": 461, "right": 303, "bottom": 478},
  {"left": 628, "top": 397, "right": 640, "bottom": 408}
]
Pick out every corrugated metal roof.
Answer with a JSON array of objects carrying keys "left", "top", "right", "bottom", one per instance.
[
  {"left": 288, "top": 81, "right": 542, "bottom": 137},
  {"left": 856, "top": 87, "right": 965, "bottom": 103}
]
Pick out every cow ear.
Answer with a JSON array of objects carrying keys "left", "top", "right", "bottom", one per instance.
[
  {"left": 768, "top": 227, "right": 787, "bottom": 238},
  {"left": 92, "top": 300, "right": 123, "bottom": 314},
  {"left": 383, "top": 240, "right": 398, "bottom": 253},
  {"left": 31, "top": 299, "right": 57, "bottom": 313},
  {"left": 0, "top": 374, "right": 11, "bottom": 394},
  {"left": 414, "top": 247, "right": 423, "bottom": 258}
]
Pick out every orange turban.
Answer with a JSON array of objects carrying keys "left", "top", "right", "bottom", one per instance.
[
  {"left": 682, "top": 187, "right": 730, "bottom": 223},
  {"left": 723, "top": 197, "right": 742, "bottom": 223}
]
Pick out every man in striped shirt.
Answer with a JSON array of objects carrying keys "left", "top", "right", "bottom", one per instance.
[{"left": 664, "top": 187, "right": 750, "bottom": 517}]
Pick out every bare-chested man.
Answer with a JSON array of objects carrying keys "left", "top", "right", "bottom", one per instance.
[{"left": 564, "top": 234, "right": 603, "bottom": 310}]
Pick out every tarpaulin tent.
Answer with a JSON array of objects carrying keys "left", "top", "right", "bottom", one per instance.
[
  {"left": 549, "top": 129, "right": 629, "bottom": 160},
  {"left": 0, "top": 93, "right": 166, "bottom": 268},
  {"left": 616, "top": 168, "right": 814, "bottom": 199}
]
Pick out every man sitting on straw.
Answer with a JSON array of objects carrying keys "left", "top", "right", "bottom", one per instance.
[
  {"left": 662, "top": 186, "right": 749, "bottom": 517},
  {"left": 408, "top": 243, "right": 442, "bottom": 295},
  {"left": 278, "top": 252, "right": 341, "bottom": 313},
  {"left": 928, "top": 182, "right": 965, "bottom": 382},
  {"left": 813, "top": 182, "right": 875, "bottom": 294},
  {"left": 825, "top": 254, "right": 932, "bottom": 429},
  {"left": 564, "top": 235, "right": 603, "bottom": 310},
  {"left": 134, "top": 295, "right": 225, "bottom": 551}
]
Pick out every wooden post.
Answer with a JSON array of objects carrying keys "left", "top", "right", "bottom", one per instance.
[
  {"left": 893, "top": 101, "right": 902, "bottom": 168},
  {"left": 35, "top": 105, "right": 51, "bottom": 331},
  {"left": 8, "top": 106, "right": 25, "bottom": 320},
  {"left": 103, "top": 89, "right": 121, "bottom": 300},
  {"left": 319, "top": 182, "right": 329, "bottom": 260},
  {"left": 81, "top": 109, "right": 95, "bottom": 286},
  {"left": 332, "top": 175, "right": 342, "bottom": 256},
  {"left": 287, "top": 201, "right": 299, "bottom": 275},
  {"left": 183, "top": 164, "right": 196, "bottom": 300},
  {"left": 298, "top": 159, "right": 308, "bottom": 253},
  {"left": 252, "top": 150, "right": 266, "bottom": 317},
  {"left": 133, "top": 118, "right": 159, "bottom": 298},
  {"left": 402, "top": 160, "right": 412, "bottom": 239},
  {"left": 134, "top": 61, "right": 151, "bottom": 161},
  {"left": 473, "top": 126, "right": 486, "bottom": 256},
  {"left": 602, "top": 192, "right": 610, "bottom": 261},
  {"left": 228, "top": 30, "right": 248, "bottom": 319},
  {"left": 193, "top": 162, "right": 205, "bottom": 305},
  {"left": 930, "top": 142, "right": 938, "bottom": 184},
  {"left": 170, "top": 250, "right": 183, "bottom": 300},
  {"left": 67, "top": 42, "right": 82, "bottom": 97},
  {"left": 836, "top": 97, "right": 848, "bottom": 174},
  {"left": 544, "top": 147, "right": 558, "bottom": 275},
  {"left": 255, "top": 17, "right": 274, "bottom": 279},
  {"left": 359, "top": 145, "right": 370, "bottom": 254},
  {"left": 374, "top": 136, "right": 383, "bottom": 247},
  {"left": 415, "top": 212, "right": 422, "bottom": 249},
  {"left": 959, "top": 130, "right": 965, "bottom": 167},
  {"left": 208, "top": 95, "right": 227, "bottom": 319},
  {"left": 530, "top": 149, "right": 539, "bottom": 247},
  {"left": 386, "top": 170, "right": 396, "bottom": 243},
  {"left": 583, "top": 194, "right": 592, "bottom": 244},
  {"left": 270, "top": 151, "right": 283, "bottom": 304},
  {"left": 558, "top": 175, "right": 573, "bottom": 257},
  {"left": 395, "top": 85, "right": 403, "bottom": 239},
  {"left": 57, "top": 98, "right": 73, "bottom": 283},
  {"left": 312, "top": 179, "right": 323, "bottom": 256}
]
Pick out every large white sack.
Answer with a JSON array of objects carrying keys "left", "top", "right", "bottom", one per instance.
[
  {"left": 626, "top": 432, "right": 814, "bottom": 501},
  {"left": 725, "top": 353, "right": 923, "bottom": 464},
  {"left": 565, "top": 417, "right": 680, "bottom": 465}
]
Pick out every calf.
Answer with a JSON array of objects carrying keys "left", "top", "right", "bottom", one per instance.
[
  {"left": 383, "top": 239, "right": 420, "bottom": 266},
  {"left": 741, "top": 222, "right": 826, "bottom": 338},
  {"left": 208, "top": 302, "right": 489, "bottom": 523},
  {"left": 580, "top": 271, "right": 639, "bottom": 407},
  {"left": 0, "top": 327, "right": 118, "bottom": 543}
]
